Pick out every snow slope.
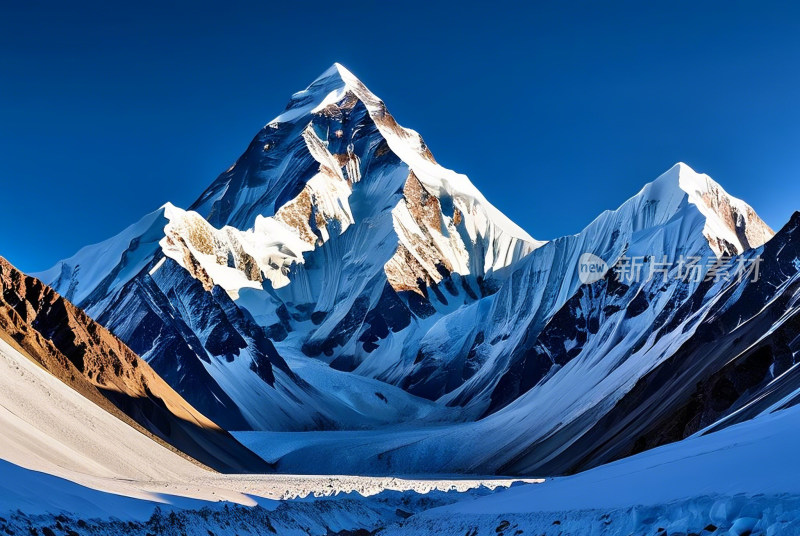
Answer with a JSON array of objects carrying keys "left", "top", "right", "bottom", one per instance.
[
  {"left": 388, "top": 403, "right": 800, "bottom": 535},
  {"left": 0, "top": 334, "right": 527, "bottom": 522},
  {"left": 0, "top": 335, "right": 257, "bottom": 506},
  {"left": 240, "top": 200, "right": 793, "bottom": 478}
]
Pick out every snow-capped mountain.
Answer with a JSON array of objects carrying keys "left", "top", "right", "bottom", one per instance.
[
  {"left": 158, "top": 62, "right": 542, "bottom": 383},
  {"left": 35, "top": 63, "right": 542, "bottom": 431},
  {"left": 470, "top": 208, "right": 797, "bottom": 475},
  {"left": 401, "top": 162, "right": 774, "bottom": 410},
  {"left": 34, "top": 63, "right": 793, "bottom": 481}
]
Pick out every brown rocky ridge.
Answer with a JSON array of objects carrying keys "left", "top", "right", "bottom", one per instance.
[{"left": 0, "top": 256, "right": 270, "bottom": 473}]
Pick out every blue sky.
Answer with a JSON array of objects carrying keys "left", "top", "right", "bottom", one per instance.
[{"left": 1, "top": 1, "right": 799, "bottom": 272}]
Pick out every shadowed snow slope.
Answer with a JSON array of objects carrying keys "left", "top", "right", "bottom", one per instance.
[
  {"left": 0, "top": 460, "right": 195, "bottom": 520},
  {"left": 385, "top": 402, "right": 800, "bottom": 535}
]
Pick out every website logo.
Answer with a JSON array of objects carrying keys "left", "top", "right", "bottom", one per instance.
[{"left": 578, "top": 253, "right": 609, "bottom": 285}]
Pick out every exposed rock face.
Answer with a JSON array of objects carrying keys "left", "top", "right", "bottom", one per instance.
[
  {"left": 0, "top": 256, "right": 270, "bottom": 473},
  {"left": 680, "top": 168, "right": 775, "bottom": 255},
  {"left": 384, "top": 171, "right": 466, "bottom": 296}
]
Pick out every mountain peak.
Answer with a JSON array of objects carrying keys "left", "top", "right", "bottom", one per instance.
[
  {"left": 270, "top": 62, "right": 376, "bottom": 126},
  {"left": 313, "top": 62, "right": 359, "bottom": 85},
  {"left": 649, "top": 162, "right": 774, "bottom": 255},
  {"left": 192, "top": 63, "right": 539, "bottom": 246},
  {"left": 653, "top": 161, "right": 711, "bottom": 191},
  {"left": 304, "top": 62, "right": 359, "bottom": 93}
]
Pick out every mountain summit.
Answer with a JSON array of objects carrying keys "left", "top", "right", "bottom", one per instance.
[
  {"left": 191, "top": 62, "right": 537, "bottom": 245},
  {"left": 645, "top": 162, "right": 773, "bottom": 255}
]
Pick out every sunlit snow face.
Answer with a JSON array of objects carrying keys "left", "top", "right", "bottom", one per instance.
[{"left": 577, "top": 252, "right": 609, "bottom": 285}]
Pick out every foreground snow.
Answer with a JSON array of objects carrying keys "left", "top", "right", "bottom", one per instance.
[
  {"left": 1, "top": 485, "right": 530, "bottom": 536},
  {"left": 6, "top": 362, "right": 800, "bottom": 535},
  {"left": 0, "top": 335, "right": 536, "bottom": 518}
]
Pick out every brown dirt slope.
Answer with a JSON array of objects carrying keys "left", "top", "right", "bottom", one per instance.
[{"left": 0, "top": 256, "right": 271, "bottom": 474}]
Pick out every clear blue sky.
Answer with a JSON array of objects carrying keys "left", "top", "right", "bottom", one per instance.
[{"left": 2, "top": 1, "right": 799, "bottom": 272}]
